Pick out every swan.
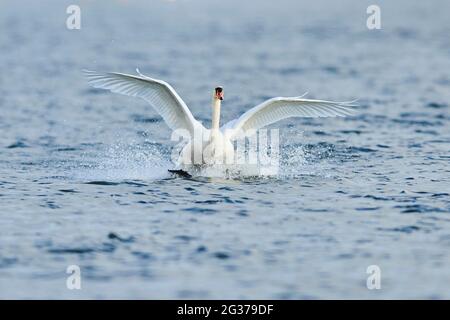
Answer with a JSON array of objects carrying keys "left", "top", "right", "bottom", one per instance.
[{"left": 83, "top": 69, "right": 356, "bottom": 176}]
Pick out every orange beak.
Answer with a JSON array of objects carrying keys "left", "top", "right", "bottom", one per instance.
[{"left": 215, "top": 87, "right": 224, "bottom": 100}]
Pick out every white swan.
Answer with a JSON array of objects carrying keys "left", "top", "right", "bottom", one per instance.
[{"left": 83, "top": 69, "right": 356, "bottom": 175}]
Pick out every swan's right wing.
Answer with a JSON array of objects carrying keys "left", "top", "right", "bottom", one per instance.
[
  {"left": 222, "top": 96, "right": 357, "bottom": 138},
  {"left": 83, "top": 69, "right": 202, "bottom": 133}
]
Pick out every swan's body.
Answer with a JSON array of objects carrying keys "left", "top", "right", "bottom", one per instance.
[{"left": 84, "top": 69, "right": 356, "bottom": 176}]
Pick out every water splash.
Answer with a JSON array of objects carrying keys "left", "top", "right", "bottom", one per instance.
[
  {"left": 75, "top": 140, "right": 172, "bottom": 181},
  {"left": 68, "top": 135, "right": 351, "bottom": 181}
]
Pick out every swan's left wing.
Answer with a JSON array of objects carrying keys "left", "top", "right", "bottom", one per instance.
[
  {"left": 222, "top": 96, "right": 357, "bottom": 138},
  {"left": 83, "top": 69, "right": 202, "bottom": 134}
]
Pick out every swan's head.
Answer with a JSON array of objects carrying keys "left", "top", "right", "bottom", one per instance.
[{"left": 214, "top": 86, "right": 224, "bottom": 101}]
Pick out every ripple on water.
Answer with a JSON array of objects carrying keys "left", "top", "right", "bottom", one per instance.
[
  {"left": 107, "top": 232, "right": 135, "bottom": 243},
  {"left": 395, "top": 204, "right": 447, "bottom": 214},
  {"left": 426, "top": 102, "right": 447, "bottom": 109},
  {"left": 183, "top": 207, "right": 217, "bottom": 214},
  {"left": 47, "top": 242, "right": 116, "bottom": 255},
  {"left": 86, "top": 181, "right": 120, "bottom": 186},
  {"left": 132, "top": 115, "right": 161, "bottom": 123},
  {"left": 0, "top": 257, "right": 18, "bottom": 268},
  {"left": 379, "top": 225, "right": 420, "bottom": 234},
  {"left": 6, "top": 141, "right": 29, "bottom": 148}
]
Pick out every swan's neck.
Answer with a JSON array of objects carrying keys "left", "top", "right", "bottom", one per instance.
[{"left": 211, "top": 98, "right": 221, "bottom": 131}]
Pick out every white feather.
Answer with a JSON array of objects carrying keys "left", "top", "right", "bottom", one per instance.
[
  {"left": 83, "top": 69, "right": 202, "bottom": 133},
  {"left": 221, "top": 97, "right": 357, "bottom": 138}
]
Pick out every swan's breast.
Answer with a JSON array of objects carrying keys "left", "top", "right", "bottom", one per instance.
[{"left": 177, "top": 131, "right": 234, "bottom": 166}]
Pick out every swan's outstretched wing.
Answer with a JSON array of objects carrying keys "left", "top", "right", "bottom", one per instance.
[
  {"left": 222, "top": 96, "right": 357, "bottom": 138},
  {"left": 83, "top": 69, "right": 202, "bottom": 133}
]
